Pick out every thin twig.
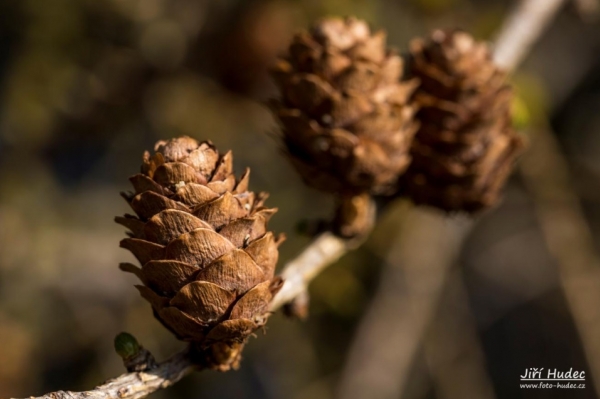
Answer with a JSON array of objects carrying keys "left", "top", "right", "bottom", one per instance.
[
  {"left": 493, "top": 0, "right": 568, "bottom": 71},
  {"left": 519, "top": 126, "right": 600, "bottom": 397},
  {"left": 423, "top": 271, "right": 496, "bottom": 399},
  {"left": 273, "top": 193, "right": 376, "bottom": 312},
  {"left": 19, "top": 232, "right": 356, "bottom": 399},
  {"left": 496, "top": 0, "right": 600, "bottom": 394},
  {"left": 270, "top": 232, "right": 355, "bottom": 311},
  {"left": 336, "top": 209, "right": 473, "bottom": 399},
  {"left": 22, "top": 350, "right": 195, "bottom": 399},
  {"left": 338, "top": 1, "right": 572, "bottom": 397},
  {"left": 17, "top": 0, "right": 577, "bottom": 397}
]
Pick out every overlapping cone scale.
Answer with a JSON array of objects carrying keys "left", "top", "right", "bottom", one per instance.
[
  {"left": 116, "top": 136, "right": 284, "bottom": 370},
  {"left": 272, "top": 17, "right": 419, "bottom": 195},
  {"left": 402, "top": 30, "right": 524, "bottom": 212}
]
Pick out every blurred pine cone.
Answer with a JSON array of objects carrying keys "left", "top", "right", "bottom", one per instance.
[
  {"left": 271, "top": 17, "right": 419, "bottom": 195},
  {"left": 402, "top": 30, "right": 524, "bottom": 212},
  {"left": 116, "top": 137, "right": 284, "bottom": 370}
]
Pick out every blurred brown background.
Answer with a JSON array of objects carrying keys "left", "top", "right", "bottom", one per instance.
[{"left": 1, "top": 0, "right": 600, "bottom": 398}]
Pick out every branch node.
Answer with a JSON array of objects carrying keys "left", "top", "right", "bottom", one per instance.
[{"left": 114, "top": 332, "right": 158, "bottom": 372}]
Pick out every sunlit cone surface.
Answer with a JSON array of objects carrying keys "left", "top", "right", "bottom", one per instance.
[
  {"left": 403, "top": 30, "right": 524, "bottom": 212},
  {"left": 116, "top": 137, "right": 284, "bottom": 370},
  {"left": 272, "top": 17, "right": 419, "bottom": 195}
]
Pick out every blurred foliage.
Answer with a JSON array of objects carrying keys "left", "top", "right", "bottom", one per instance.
[
  {"left": 1, "top": 0, "right": 600, "bottom": 398},
  {"left": 511, "top": 95, "right": 531, "bottom": 130}
]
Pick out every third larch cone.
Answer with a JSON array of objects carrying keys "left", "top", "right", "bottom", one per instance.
[{"left": 402, "top": 29, "right": 524, "bottom": 212}]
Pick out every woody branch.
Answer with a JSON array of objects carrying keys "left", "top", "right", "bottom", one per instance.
[{"left": 21, "top": 231, "right": 358, "bottom": 399}]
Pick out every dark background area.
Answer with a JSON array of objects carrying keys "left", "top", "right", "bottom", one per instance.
[{"left": 0, "top": 0, "right": 599, "bottom": 398}]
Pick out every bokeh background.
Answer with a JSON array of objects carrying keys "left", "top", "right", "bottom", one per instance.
[{"left": 1, "top": 0, "right": 600, "bottom": 398}]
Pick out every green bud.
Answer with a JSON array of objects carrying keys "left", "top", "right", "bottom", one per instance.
[{"left": 114, "top": 332, "right": 140, "bottom": 360}]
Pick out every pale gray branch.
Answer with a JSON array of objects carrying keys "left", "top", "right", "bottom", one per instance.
[
  {"left": 16, "top": 1, "right": 575, "bottom": 397},
  {"left": 22, "top": 350, "right": 195, "bottom": 399},
  {"left": 495, "top": 0, "right": 600, "bottom": 394},
  {"left": 337, "top": 1, "right": 572, "bottom": 397},
  {"left": 493, "top": 0, "right": 569, "bottom": 71},
  {"left": 19, "top": 232, "right": 356, "bottom": 399},
  {"left": 423, "top": 272, "right": 496, "bottom": 399},
  {"left": 270, "top": 232, "right": 353, "bottom": 311},
  {"left": 336, "top": 208, "right": 473, "bottom": 399},
  {"left": 520, "top": 127, "right": 600, "bottom": 397}
]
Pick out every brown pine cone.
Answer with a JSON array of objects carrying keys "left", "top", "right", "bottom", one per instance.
[
  {"left": 271, "top": 17, "right": 419, "bottom": 196},
  {"left": 116, "top": 136, "right": 284, "bottom": 371},
  {"left": 402, "top": 29, "right": 524, "bottom": 212}
]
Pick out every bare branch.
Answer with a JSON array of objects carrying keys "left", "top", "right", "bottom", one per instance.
[
  {"left": 337, "top": 2, "right": 576, "bottom": 396},
  {"left": 270, "top": 232, "right": 355, "bottom": 311},
  {"left": 272, "top": 193, "right": 376, "bottom": 312},
  {"left": 21, "top": 350, "right": 196, "bottom": 399},
  {"left": 495, "top": 0, "right": 600, "bottom": 392},
  {"left": 336, "top": 209, "right": 473, "bottom": 399},
  {"left": 17, "top": 1, "right": 577, "bottom": 397},
  {"left": 423, "top": 272, "right": 496, "bottom": 399},
  {"left": 493, "top": 0, "right": 569, "bottom": 71},
  {"left": 519, "top": 126, "right": 600, "bottom": 397},
  {"left": 20, "top": 231, "right": 356, "bottom": 399}
]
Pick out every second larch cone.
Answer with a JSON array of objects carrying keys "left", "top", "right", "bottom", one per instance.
[
  {"left": 116, "top": 137, "right": 284, "bottom": 371},
  {"left": 403, "top": 29, "right": 524, "bottom": 212},
  {"left": 271, "top": 17, "right": 419, "bottom": 195}
]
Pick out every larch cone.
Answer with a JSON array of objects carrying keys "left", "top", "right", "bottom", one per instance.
[{"left": 116, "top": 136, "right": 284, "bottom": 370}]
